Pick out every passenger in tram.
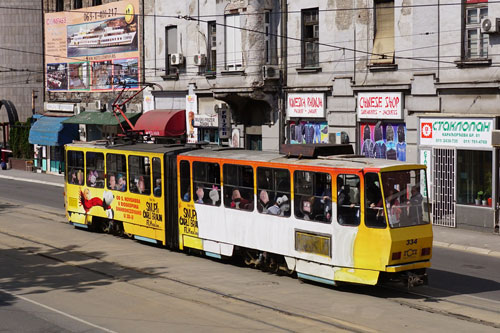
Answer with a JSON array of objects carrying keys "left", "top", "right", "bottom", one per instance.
[
  {"left": 386, "top": 187, "right": 402, "bottom": 226},
  {"left": 231, "top": 188, "right": 250, "bottom": 210},
  {"left": 76, "top": 169, "right": 84, "bottom": 185},
  {"left": 409, "top": 186, "right": 423, "bottom": 224},
  {"left": 268, "top": 195, "right": 289, "bottom": 216},
  {"left": 137, "top": 176, "right": 150, "bottom": 195},
  {"left": 108, "top": 174, "right": 117, "bottom": 190},
  {"left": 300, "top": 198, "right": 313, "bottom": 221},
  {"left": 208, "top": 186, "right": 220, "bottom": 205},
  {"left": 257, "top": 190, "right": 270, "bottom": 213},
  {"left": 195, "top": 185, "right": 205, "bottom": 203},
  {"left": 154, "top": 178, "right": 162, "bottom": 196},
  {"left": 116, "top": 173, "right": 126, "bottom": 191}
]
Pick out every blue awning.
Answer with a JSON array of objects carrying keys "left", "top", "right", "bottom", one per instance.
[{"left": 29, "top": 116, "right": 79, "bottom": 146}]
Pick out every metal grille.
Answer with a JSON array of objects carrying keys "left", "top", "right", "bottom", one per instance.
[{"left": 433, "top": 148, "right": 456, "bottom": 227}]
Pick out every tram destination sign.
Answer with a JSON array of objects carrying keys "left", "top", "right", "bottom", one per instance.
[{"left": 420, "top": 118, "right": 493, "bottom": 148}]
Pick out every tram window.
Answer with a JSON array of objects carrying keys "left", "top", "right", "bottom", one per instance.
[
  {"left": 180, "top": 160, "right": 191, "bottom": 202},
  {"left": 85, "top": 152, "right": 105, "bottom": 188},
  {"left": 257, "top": 167, "right": 291, "bottom": 217},
  {"left": 193, "top": 161, "right": 221, "bottom": 206},
  {"left": 128, "top": 155, "right": 151, "bottom": 195},
  {"left": 337, "top": 174, "right": 360, "bottom": 226},
  {"left": 294, "top": 170, "right": 332, "bottom": 223},
  {"left": 152, "top": 157, "right": 162, "bottom": 197},
  {"left": 67, "top": 150, "right": 84, "bottom": 185},
  {"left": 223, "top": 164, "right": 254, "bottom": 211},
  {"left": 365, "top": 172, "right": 386, "bottom": 228},
  {"left": 106, "top": 153, "right": 127, "bottom": 191}
]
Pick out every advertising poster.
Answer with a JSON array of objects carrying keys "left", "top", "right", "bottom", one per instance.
[
  {"left": 44, "top": 0, "right": 140, "bottom": 92},
  {"left": 186, "top": 95, "right": 198, "bottom": 144},
  {"left": 359, "top": 123, "right": 407, "bottom": 162},
  {"left": 290, "top": 121, "right": 328, "bottom": 144}
]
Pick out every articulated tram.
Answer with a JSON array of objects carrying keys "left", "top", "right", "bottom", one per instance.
[{"left": 64, "top": 142, "right": 432, "bottom": 287}]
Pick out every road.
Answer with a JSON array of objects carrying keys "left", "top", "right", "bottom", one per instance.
[{"left": 0, "top": 179, "right": 500, "bottom": 332}]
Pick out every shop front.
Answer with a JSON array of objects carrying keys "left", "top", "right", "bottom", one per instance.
[
  {"left": 287, "top": 92, "right": 329, "bottom": 144},
  {"left": 419, "top": 116, "right": 497, "bottom": 231},
  {"left": 28, "top": 115, "right": 78, "bottom": 174}
]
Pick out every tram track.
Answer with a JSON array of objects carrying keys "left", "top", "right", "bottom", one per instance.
[
  {"left": 1, "top": 201, "right": 500, "bottom": 331},
  {"left": 0, "top": 228, "right": 372, "bottom": 333}
]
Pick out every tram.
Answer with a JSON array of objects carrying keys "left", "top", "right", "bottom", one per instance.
[{"left": 64, "top": 142, "right": 432, "bottom": 287}]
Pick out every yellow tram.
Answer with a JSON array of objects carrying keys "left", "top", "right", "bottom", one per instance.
[{"left": 64, "top": 142, "right": 432, "bottom": 287}]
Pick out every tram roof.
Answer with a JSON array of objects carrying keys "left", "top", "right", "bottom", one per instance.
[{"left": 66, "top": 142, "right": 421, "bottom": 171}]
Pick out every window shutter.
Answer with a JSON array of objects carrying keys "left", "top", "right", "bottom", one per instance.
[{"left": 371, "top": 2, "right": 395, "bottom": 64}]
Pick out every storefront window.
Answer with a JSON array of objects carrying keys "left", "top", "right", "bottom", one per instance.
[
  {"left": 457, "top": 150, "right": 492, "bottom": 205},
  {"left": 359, "top": 123, "right": 406, "bottom": 161}
]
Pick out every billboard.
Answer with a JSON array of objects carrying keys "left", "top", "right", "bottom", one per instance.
[
  {"left": 359, "top": 123, "right": 407, "bottom": 162},
  {"left": 44, "top": 0, "right": 140, "bottom": 92}
]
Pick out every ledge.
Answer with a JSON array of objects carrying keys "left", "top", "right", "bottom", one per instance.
[
  {"left": 295, "top": 67, "right": 322, "bottom": 74},
  {"left": 367, "top": 63, "right": 398, "bottom": 72},
  {"left": 455, "top": 58, "right": 492, "bottom": 68},
  {"left": 204, "top": 72, "right": 216, "bottom": 79},
  {"left": 220, "top": 69, "right": 245, "bottom": 76},
  {"left": 161, "top": 73, "right": 179, "bottom": 81}
]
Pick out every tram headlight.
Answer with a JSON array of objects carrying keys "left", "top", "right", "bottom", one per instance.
[{"left": 391, "top": 252, "right": 401, "bottom": 260}]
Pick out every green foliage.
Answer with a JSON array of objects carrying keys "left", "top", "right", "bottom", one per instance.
[{"left": 9, "top": 120, "right": 33, "bottom": 159}]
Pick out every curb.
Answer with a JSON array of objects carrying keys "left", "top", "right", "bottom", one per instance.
[
  {"left": 433, "top": 241, "right": 500, "bottom": 258},
  {"left": 0, "top": 174, "right": 64, "bottom": 188}
]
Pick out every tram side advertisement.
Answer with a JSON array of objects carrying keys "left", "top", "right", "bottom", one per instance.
[{"left": 44, "top": 0, "right": 140, "bottom": 92}]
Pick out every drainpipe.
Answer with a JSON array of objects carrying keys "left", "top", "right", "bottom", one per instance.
[{"left": 279, "top": 0, "right": 287, "bottom": 151}]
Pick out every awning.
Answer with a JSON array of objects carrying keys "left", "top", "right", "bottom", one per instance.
[
  {"left": 61, "top": 111, "right": 141, "bottom": 126},
  {"left": 134, "top": 109, "right": 186, "bottom": 137},
  {"left": 29, "top": 116, "right": 79, "bottom": 146}
]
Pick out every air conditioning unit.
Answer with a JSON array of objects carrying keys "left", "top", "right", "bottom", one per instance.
[
  {"left": 170, "top": 53, "right": 184, "bottom": 66},
  {"left": 481, "top": 17, "right": 499, "bottom": 34},
  {"left": 193, "top": 54, "right": 206, "bottom": 66},
  {"left": 262, "top": 65, "right": 280, "bottom": 80}
]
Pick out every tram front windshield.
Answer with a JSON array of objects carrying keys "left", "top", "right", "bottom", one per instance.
[{"left": 380, "top": 169, "right": 430, "bottom": 228}]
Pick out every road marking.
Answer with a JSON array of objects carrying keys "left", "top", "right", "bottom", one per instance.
[
  {"left": 0, "top": 287, "right": 117, "bottom": 333},
  {"left": 0, "top": 174, "right": 63, "bottom": 187}
]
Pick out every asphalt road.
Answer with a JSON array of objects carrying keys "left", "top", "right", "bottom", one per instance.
[{"left": 1, "top": 179, "right": 500, "bottom": 331}]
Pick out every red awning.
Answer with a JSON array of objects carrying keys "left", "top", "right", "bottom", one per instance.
[{"left": 134, "top": 109, "right": 186, "bottom": 137}]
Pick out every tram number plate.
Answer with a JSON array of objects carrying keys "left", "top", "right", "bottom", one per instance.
[{"left": 406, "top": 239, "right": 418, "bottom": 246}]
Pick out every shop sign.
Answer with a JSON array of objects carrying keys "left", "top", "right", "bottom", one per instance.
[
  {"left": 357, "top": 92, "right": 402, "bottom": 120},
  {"left": 186, "top": 95, "right": 198, "bottom": 144},
  {"left": 217, "top": 105, "right": 231, "bottom": 139},
  {"left": 420, "top": 118, "right": 493, "bottom": 148},
  {"left": 287, "top": 93, "right": 325, "bottom": 118},
  {"left": 45, "top": 102, "right": 74, "bottom": 112},
  {"left": 194, "top": 114, "right": 218, "bottom": 128},
  {"left": 419, "top": 149, "right": 432, "bottom": 199}
]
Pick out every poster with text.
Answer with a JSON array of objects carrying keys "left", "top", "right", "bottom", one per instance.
[
  {"left": 359, "top": 123, "right": 407, "bottom": 162},
  {"left": 44, "top": 0, "right": 140, "bottom": 92}
]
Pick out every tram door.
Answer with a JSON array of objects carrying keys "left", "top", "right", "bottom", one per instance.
[{"left": 432, "top": 148, "right": 456, "bottom": 227}]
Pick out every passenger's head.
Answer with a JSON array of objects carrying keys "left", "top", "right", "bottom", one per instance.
[
  {"left": 156, "top": 178, "right": 161, "bottom": 187},
  {"left": 259, "top": 190, "right": 269, "bottom": 204},
  {"left": 232, "top": 188, "right": 241, "bottom": 200},
  {"left": 138, "top": 176, "right": 145, "bottom": 193},
  {"left": 196, "top": 186, "right": 204, "bottom": 199},
  {"left": 109, "top": 175, "right": 116, "bottom": 188}
]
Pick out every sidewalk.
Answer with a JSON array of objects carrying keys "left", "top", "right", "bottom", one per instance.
[{"left": 0, "top": 168, "right": 499, "bottom": 258}]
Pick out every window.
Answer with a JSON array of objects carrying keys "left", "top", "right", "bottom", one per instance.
[
  {"left": 465, "top": 2, "right": 488, "bottom": 59},
  {"left": 381, "top": 169, "right": 430, "bottom": 227},
  {"left": 364, "top": 172, "right": 385, "bottom": 228},
  {"left": 180, "top": 160, "right": 191, "bottom": 202},
  {"left": 129, "top": 155, "right": 151, "bottom": 195},
  {"left": 457, "top": 150, "right": 492, "bottom": 205},
  {"left": 56, "top": 0, "right": 64, "bottom": 11},
  {"left": 165, "top": 26, "right": 178, "bottom": 75},
  {"left": 371, "top": 1, "right": 394, "bottom": 64},
  {"left": 67, "top": 150, "right": 84, "bottom": 185},
  {"left": 207, "top": 21, "right": 217, "bottom": 73},
  {"left": 86, "top": 152, "right": 105, "bottom": 188},
  {"left": 106, "top": 153, "right": 127, "bottom": 191},
  {"left": 193, "top": 161, "right": 221, "bottom": 206},
  {"left": 301, "top": 8, "right": 319, "bottom": 67},
  {"left": 74, "top": 0, "right": 83, "bottom": 9},
  {"left": 92, "top": 0, "right": 102, "bottom": 6},
  {"left": 152, "top": 158, "right": 162, "bottom": 197},
  {"left": 223, "top": 164, "right": 254, "bottom": 211},
  {"left": 264, "top": 11, "right": 277, "bottom": 64},
  {"left": 294, "top": 170, "right": 332, "bottom": 223},
  {"left": 225, "top": 14, "right": 242, "bottom": 70},
  {"left": 257, "top": 167, "right": 290, "bottom": 217},
  {"left": 337, "top": 174, "right": 361, "bottom": 226}
]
